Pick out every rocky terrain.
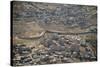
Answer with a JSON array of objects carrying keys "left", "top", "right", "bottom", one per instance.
[{"left": 11, "top": 1, "right": 97, "bottom": 66}]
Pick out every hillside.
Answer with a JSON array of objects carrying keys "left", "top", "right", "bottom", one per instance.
[{"left": 11, "top": 1, "right": 97, "bottom": 66}]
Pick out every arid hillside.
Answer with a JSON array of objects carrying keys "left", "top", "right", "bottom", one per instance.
[{"left": 11, "top": 1, "right": 97, "bottom": 66}]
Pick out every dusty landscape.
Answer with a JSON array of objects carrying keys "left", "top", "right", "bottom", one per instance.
[{"left": 11, "top": 1, "right": 97, "bottom": 66}]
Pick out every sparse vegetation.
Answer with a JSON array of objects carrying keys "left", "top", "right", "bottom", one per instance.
[{"left": 12, "top": 1, "right": 97, "bottom": 66}]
